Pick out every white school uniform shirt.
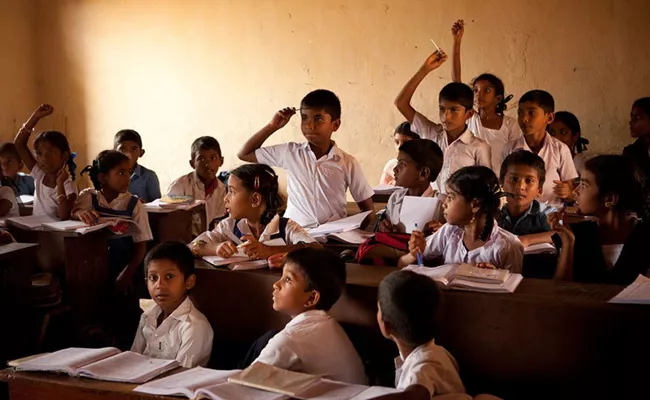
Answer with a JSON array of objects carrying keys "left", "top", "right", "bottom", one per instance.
[
  {"left": 380, "top": 158, "right": 398, "bottom": 185},
  {"left": 167, "top": 171, "right": 227, "bottom": 231},
  {"left": 395, "top": 340, "right": 466, "bottom": 397},
  {"left": 74, "top": 188, "right": 153, "bottom": 243},
  {"left": 467, "top": 113, "right": 522, "bottom": 174},
  {"left": 255, "top": 142, "right": 374, "bottom": 228},
  {"left": 424, "top": 222, "right": 523, "bottom": 273},
  {"left": 502, "top": 133, "right": 579, "bottom": 207},
  {"left": 411, "top": 112, "right": 492, "bottom": 194},
  {"left": 386, "top": 186, "right": 440, "bottom": 232},
  {"left": 190, "top": 214, "right": 316, "bottom": 253},
  {"left": 254, "top": 309, "right": 367, "bottom": 385},
  {"left": 30, "top": 165, "right": 78, "bottom": 219},
  {"left": 0, "top": 186, "right": 19, "bottom": 218},
  {"left": 131, "top": 297, "right": 213, "bottom": 368}
]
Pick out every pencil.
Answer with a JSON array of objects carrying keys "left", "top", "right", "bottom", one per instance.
[{"left": 429, "top": 39, "right": 441, "bottom": 52}]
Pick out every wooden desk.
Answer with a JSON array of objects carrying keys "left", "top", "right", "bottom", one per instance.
[{"left": 147, "top": 204, "right": 206, "bottom": 245}]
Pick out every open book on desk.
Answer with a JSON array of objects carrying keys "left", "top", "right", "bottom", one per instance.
[
  {"left": 15, "top": 347, "right": 178, "bottom": 383},
  {"left": 202, "top": 238, "right": 286, "bottom": 271},
  {"left": 403, "top": 264, "right": 523, "bottom": 293},
  {"left": 609, "top": 275, "right": 650, "bottom": 304},
  {"left": 308, "top": 211, "right": 372, "bottom": 239},
  {"left": 6, "top": 214, "right": 58, "bottom": 230},
  {"left": 145, "top": 198, "right": 204, "bottom": 213},
  {"left": 323, "top": 229, "right": 374, "bottom": 245},
  {"left": 41, "top": 217, "right": 139, "bottom": 236}
]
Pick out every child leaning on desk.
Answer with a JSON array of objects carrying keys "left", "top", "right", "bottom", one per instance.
[{"left": 189, "top": 163, "right": 320, "bottom": 267}]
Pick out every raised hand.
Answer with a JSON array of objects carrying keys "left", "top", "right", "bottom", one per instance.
[
  {"left": 268, "top": 107, "right": 297, "bottom": 130},
  {"left": 421, "top": 50, "right": 448, "bottom": 72},
  {"left": 30, "top": 104, "right": 54, "bottom": 121},
  {"left": 451, "top": 19, "right": 465, "bottom": 42}
]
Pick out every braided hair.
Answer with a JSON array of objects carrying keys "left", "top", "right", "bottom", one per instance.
[
  {"left": 447, "top": 166, "right": 504, "bottom": 241},
  {"left": 34, "top": 130, "right": 77, "bottom": 180},
  {"left": 230, "top": 163, "right": 283, "bottom": 225},
  {"left": 554, "top": 111, "right": 589, "bottom": 154},
  {"left": 80, "top": 150, "right": 130, "bottom": 190},
  {"left": 471, "top": 73, "right": 513, "bottom": 115}
]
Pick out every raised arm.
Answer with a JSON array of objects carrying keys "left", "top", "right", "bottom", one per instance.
[
  {"left": 451, "top": 19, "right": 465, "bottom": 83},
  {"left": 237, "top": 107, "right": 296, "bottom": 163},
  {"left": 14, "top": 104, "right": 54, "bottom": 171},
  {"left": 394, "top": 51, "right": 448, "bottom": 123}
]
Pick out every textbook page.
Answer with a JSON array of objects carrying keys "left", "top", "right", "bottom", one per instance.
[
  {"left": 77, "top": 351, "right": 179, "bottom": 384},
  {"left": 15, "top": 347, "right": 120, "bottom": 375},
  {"left": 294, "top": 379, "right": 368, "bottom": 399},
  {"left": 196, "top": 382, "right": 288, "bottom": 400},
  {"left": 228, "top": 362, "right": 320, "bottom": 397},
  {"left": 326, "top": 229, "right": 374, "bottom": 244},
  {"left": 133, "top": 367, "right": 240, "bottom": 397},
  {"left": 609, "top": 275, "right": 650, "bottom": 304},
  {"left": 308, "top": 211, "right": 372, "bottom": 237},
  {"left": 351, "top": 386, "right": 402, "bottom": 399},
  {"left": 145, "top": 199, "right": 204, "bottom": 213},
  {"left": 524, "top": 243, "right": 557, "bottom": 255},
  {"left": 399, "top": 196, "right": 441, "bottom": 234},
  {"left": 6, "top": 214, "right": 57, "bottom": 230}
]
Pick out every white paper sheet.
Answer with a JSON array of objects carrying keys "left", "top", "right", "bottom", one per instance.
[
  {"left": 609, "top": 275, "right": 650, "bottom": 304},
  {"left": 307, "top": 211, "right": 372, "bottom": 237},
  {"left": 399, "top": 196, "right": 441, "bottom": 234}
]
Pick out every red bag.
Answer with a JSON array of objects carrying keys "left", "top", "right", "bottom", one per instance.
[{"left": 355, "top": 233, "right": 411, "bottom": 266}]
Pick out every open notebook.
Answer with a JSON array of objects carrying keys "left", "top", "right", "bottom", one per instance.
[
  {"left": 145, "top": 198, "right": 204, "bottom": 213},
  {"left": 15, "top": 347, "right": 178, "bottom": 383},
  {"left": 403, "top": 264, "right": 524, "bottom": 293},
  {"left": 41, "top": 217, "right": 139, "bottom": 236},
  {"left": 609, "top": 275, "right": 650, "bottom": 304},
  {"left": 307, "top": 211, "right": 372, "bottom": 239},
  {"left": 202, "top": 238, "right": 286, "bottom": 271}
]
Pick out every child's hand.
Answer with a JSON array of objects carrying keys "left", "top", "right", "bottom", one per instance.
[
  {"left": 240, "top": 234, "right": 273, "bottom": 260},
  {"left": 268, "top": 252, "right": 287, "bottom": 269},
  {"left": 379, "top": 218, "right": 395, "bottom": 233},
  {"left": 408, "top": 230, "right": 426, "bottom": 257},
  {"left": 56, "top": 166, "right": 69, "bottom": 186},
  {"left": 30, "top": 104, "right": 54, "bottom": 120},
  {"left": 77, "top": 210, "right": 100, "bottom": 225},
  {"left": 421, "top": 50, "right": 448, "bottom": 72},
  {"left": 476, "top": 262, "right": 497, "bottom": 269},
  {"left": 553, "top": 180, "right": 573, "bottom": 199},
  {"left": 216, "top": 241, "right": 238, "bottom": 258},
  {"left": 423, "top": 221, "right": 443, "bottom": 236},
  {"left": 548, "top": 211, "right": 575, "bottom": 245},
  {"left": 268, "top": 107, "right": 296, "bottom": 130},
  {"left": 451, "top": 19, "right": 465, "bottom": 42}
]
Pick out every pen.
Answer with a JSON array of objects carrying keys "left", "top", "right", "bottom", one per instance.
[{"left": 414, "top": 223, "right": 423, "bottom": 267}]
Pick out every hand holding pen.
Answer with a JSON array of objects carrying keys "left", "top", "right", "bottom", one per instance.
[{"left": 409, "top": 223, "right": 426, "bottom": 267}]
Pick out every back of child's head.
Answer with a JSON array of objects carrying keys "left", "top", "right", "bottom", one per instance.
[
  {"left": 144, "top": 241, "right": 196, "bottom": 279},
  {"left": 448, "top": 166, "right": 503, "bottom": 241},
  {"left": 394, "top": 121, "right": 420, "bottom": 139},
  {"left": 34, "top": 130, "right": 77, "bottom": 180},
  {"left": 378, "top": 270, "right": 441, "bottom": 347},
  {"left": 471, "top": 73, "right": 512, "bottom": 114},
  {"left": 398, "top": 139, "right": 443, "bottom": 183},
  {"left": 499, "top": 150, "right": 546, "bottom": 187},
  {"left": 113, "top": 129, "right": 143, "bottom": 149},
  {"left": 300, "top": 89, "right": 341, "bottom": 121},
  {"left": 230, "top": 163, "right": 283, "bottom": 224},
  {"left": 554, "top": 111, "right": 588, "bottom": 153},
  {"left": 191, "top": 136, "right": 222, "bottom": 160},
  {"left": 518, "top": 90, "right": 555, "bottom": 114},
  {"left": 80, "top": 150, "right": 130, "bottom": 190},
  {"left": 285, "top": 247, "right": 346, "bottom": 311},
  {"left": 439, "top": 82, "right": 474, "bottom": 111}
]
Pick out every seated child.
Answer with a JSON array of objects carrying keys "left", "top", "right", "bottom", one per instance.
[
  {"left": 238, "top": 89, "right": 375, "bottom": 228},
  {"left": 549, "top": 111, "right": 590, "bottom": 173},
  {"left": 114, "top": 129, "right": 161, "bottom": 203},
  {"left": 190, "top": 164, "right": 319, "bottom": 262},
  {"left": 375, "top": 270, "right": 466, "bottom": 399},
  {"left": 168, "top": 136, "right": 226, "bottom": 232},
  {"left": 132, "top": 241, "right": 213, "bottom": 368},
  {"left": 502, "top": 91, "right": 578, "bottom": 207},
  {"left": 379, "top": 122, "right": 420, "bottom": 185},
  {"left": 623, "top": 97, "right": 650, "bottom": 193},
  {"left": 14, "top": 104, "right": 78, "bottom": 219},
  {"left": 0, "top": 142, "right": 35, "bottom": 196},
  {"left": 0, "top": 185, "right": 19, "bottom": 218},
  {"left": 497, "top": 150, "right": 555, "bottom": 248},
  {"left": 550, "top": 155, "right": 650, "bottom": 284},
  {"left": 253, "top": 248, "right": 366, "bottom": 384},
  {"left": 398, "top": 166, "right": 523, "bottom": 272},
  {"left": 395, "top": 50, "right": 491, "bottom": 193}
]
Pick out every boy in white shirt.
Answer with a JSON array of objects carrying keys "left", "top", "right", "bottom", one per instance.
[
  {"left": 375, "top": 270, "right": 466, "bottom": 399},
  {"left": 395, "top": 50, "right": 491, "bottom": 193},
  {"left": 168, "top": 136, "right": 227, "bottom": 233},
  {"left": 132, "top": 242, "right": 213, "bottom": 368},
  {"left": 252, "top": 248, "right": 367, "bottom": 384},
  {"left": 237, "top": 89, "right": 375, "bottom": 228}
]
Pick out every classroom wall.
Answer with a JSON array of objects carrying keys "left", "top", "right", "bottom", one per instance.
[{"left": 14, "top": 0, "right": 650, "bottom": 191}]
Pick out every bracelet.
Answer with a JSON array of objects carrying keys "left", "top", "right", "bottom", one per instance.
[{"left": 20, "top": 124, "right": 34, "bottom": 132}]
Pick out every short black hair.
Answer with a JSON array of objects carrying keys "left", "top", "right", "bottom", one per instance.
[
  {"left": 0, "top": 142, "right": 20, "bottom": 159},
  {"left": 500, "top": 150, "right": 547, "bottom": 187},
  {"left": 191, "top": 136, "right": 222, "bottom": 160},
  {"left": 80, "top": 150, "right": 130, "bottom": 190},
  {"left": 144, "top": 241, "right": 196, "bottom": 279},
  {"left": 519, "top": 90, "right": 555, "bottom": 114},
  {"left": 472, "top": 73, "right": 511, "bottom": 114},
  {"left": 439, "top": 82, "right": 474, "bottom": 111},
  {"left": 300, "top": 89, "right": 341, "bottom": 121},
  {"left": 633, "top": 97, "right": 650, "bottom": 117},
  {"left": 399, "top": 139, "right": 443, "bottom": 183},
  {"left": 285, "top": 248, "right": 346, "bottom": 311},
  {"left": 394, "top": 121, "right": 420, "bottom": 139},
  {"left": 114, "top": 129, "right": 143, "bottom": 149},
  {"left": 378, "top": 270, "right": 442, "bottom": 347}
]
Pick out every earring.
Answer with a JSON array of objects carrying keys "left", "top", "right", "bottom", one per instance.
[
  {"left": 605, "top": 201, "right": 614, "bottom": 208},
  {"left": 470, "top": 213, "right": 476, "bottom": 224}
]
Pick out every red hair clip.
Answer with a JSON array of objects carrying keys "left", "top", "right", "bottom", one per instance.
[{"left": 254, "top": 176, "right": 260, "bottom": 190}]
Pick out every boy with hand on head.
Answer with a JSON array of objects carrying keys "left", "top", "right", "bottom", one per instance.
[
  {"left": 168, "top": 136, "right": 227, "bottom": 232},
  {"left": 502, "top": 90, "right": 578, "bottom": 207},
  {"left": 395, "top": 50, "right": 492, "bottom": 194},
  {"left": 132, "top": 241, "right": 213, "bottom": 368},
  {"left": 253, "top": 247, "right": 367, "bottom": 384},
  {"left": 0, "top": 142, "right": 35, "bottom": 196},
  {"left": 114, "top": 129, "right": 161, "bottom": 203},
  {"left": 237, "top": 89, "right": 375, "bottom": 229}
]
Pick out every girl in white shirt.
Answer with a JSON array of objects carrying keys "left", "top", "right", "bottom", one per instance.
[
  {"left": 399, "top": 166, "right": 523, "bottom": 272},
  {"left": 379, "top": 122, "right": 420, "bottom": 186},
  {"left": 190, "top": 163, "right": 320, "bottom": 265},
  {"left": 451, "top": 19, "right": 522, "bottom": 174},
  {"left": 14, "top": 104, "right": 78, "bottom": 220},
  {"left": 549, "top": 111, "right": 591, "bottom": 173}
]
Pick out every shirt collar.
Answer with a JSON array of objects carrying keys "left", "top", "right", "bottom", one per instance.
[
  {"left": 395, "top": 339, "right": 436, "bottom": 368},
  {"left": 301, "top": 141, "right": 341, "bottom": 161},
  {"left": 457, "top": 127, "right": 474, "bottom": 145},
  {"left": 503, "top": 200, "right": 539, "bottom": 221},
  {"left": 287, "top": 309, "right": 328, "bottom": 328},
  {"left": 131, "top": 164, "right": 142, "bottom": 179},
  {"left": 144, "top": 296, "right": 193, "bottom": 326},
  {"left": 234, "top": 215, "right": 280, "bottom": 240},
  {"left": 93, "top": 188, "right": 132, "bottom": 206}
]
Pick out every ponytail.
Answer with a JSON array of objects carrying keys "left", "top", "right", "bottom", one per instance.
[
  {"left": 80, "top": 150, "right": 130, "bottom": 191},
  {"left": 575, "top": 137, "right": 589, "bottom": 154},
  {"left": 67, "top": 152, "right": 77, "bottom": 181},
  {"left": 230, "top": 163, "right": 284, "bottom": 225},
  {"left": 496, "top": 94, "right": 513, "bottom": 116},
  {"left": 80, "top": 160, "right": 101, "bottom": 190}
]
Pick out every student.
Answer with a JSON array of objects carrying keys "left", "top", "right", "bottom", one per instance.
[
  {"left": 623, "top": 97, "right": 650, "bottom": 193},
  {"left": 0, "top": 142, "right": 35, "bottom": 196},
  {"left": 374, "top": 270, "right": 466, "bottom": 399},
  {"left": 253, "top": 248, "right": 366, "bottom": 384},
  {"left": 395, "top": 51, "right": 491, "bottom": 194},
  {"left": 168, "top": 136, "right": 226, "bottom": 232},
  {"left": 398, "top": 166, "right": 523, "bottom": 272},
  {"left": 190, "top": 163, "right": 319, "bottom": 261},
  {"left": 132, "top": 241, "right": 213, "bottom": 368},
  {"left": 114, "top": 129, "right": 161, "bottom": 203},
  {"left": 14, "top": 104, "right": 78, "bottom": 219},
  {"left": 550, "top": 155, "right": 650, "bottom": 284},
  {"left": 549, "top": 111, "right": 590, "bottom": 173},
  {"left": 450, "top": 19, "right": 522, "bottom": 174},
  {"left": 0, "top": 184, "right": 19, "bottom": 218},
  {"left": 497, "top": 150, "right": 555, "bottom": 248},
  {"left": 502, "top": 90, "right": 578, "bottom": 207},
  {"left": 237, "top": 89, "right": 375, "bottom": 228},
  {"left": 379, "top": 122, "right": 420, "bottom": 186}
]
